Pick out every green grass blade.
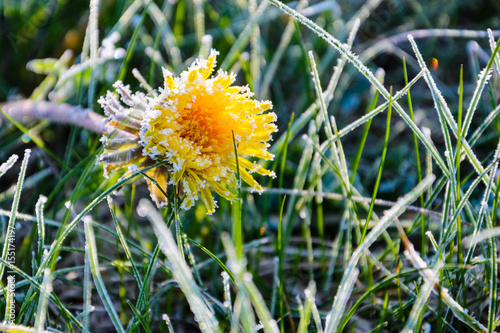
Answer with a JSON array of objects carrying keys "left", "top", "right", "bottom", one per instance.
[
  {"left": 162, "top": 313, "right": 176, "bottom": 333},
  {"left": 456, "top": 64, "right": 465, "bottom": 306},
  {"left": 221, "top": 233, "right": 279, "bottom": 333},
  {"left": 405, "top": 234, "right": 488, "bottom": 332},
  {"left": 297, "top": 281, "right": 316, "bottom": 333},
  {"left": 320, "top": 70, "right": 425, "bottom": 162},
  {"left": 0, "top": 258, "right": 82, "bottom": 330},
  {"left": 409, "top": 35, "right": 493, "bottom": 192},
  {"left": 270, "top": 0, "right": 450, "bottom": 178},
  {"left": 220, "top": 0, "right": 269, "bottom": 71},
  {"left": 87, "top": 0, "right": 99, "bottom": 110},
  {"left": 360, "top": 87, "right": 392, "bottom": 243},
  {"left": 486, "top": 212, "right": 498, "bottom": 333},
  {"left": 34, "top": 269, "right": 54, "bottom": 333},
  {"left": 488, "top": 29, "right": 500, "bottom": 75},
  {"left": 0, "top": 149, "right": 30, "bottom": 281},
  {"left": 36, "top": 161, "right": 167, "bottom": 276},
  {"left": 403, "top": 57, "right": 426, "bottom": 257},
  {"left": 84, "top": 216, "right": 126, "bottom": 333},
  {"left": 146, "top": 1, "right": 181, "bottom": 67},
  {"left": 193, "top": 0, "right": 205, "bottom": 47},
  {"left": 107, "top": 197, "right": 143, "bottom": 286},
  {"left": 231, "top": 131, "right": 243, "bottom": 259},
  {"left": 0, "top": 155, "right": 18, "bottom": 179},
  {"left": 402, "top": 262, "right": 443, "bottom": 333},
  {"left": 83, "top": 234, "right": 92, "bottom": 333},
  {"left": 308, "top": 51, "right": 350, "bottom": 193},
  {"left": 351, "top": 68, "right": 383, "bottom": 182},
  {"left": 126, "top": 300, "right": 152, "bottom": 333},
  {"left": 462, "top": 37, "right": 500, "bottom": 137},
  {"left": 35, "top": 195, "right": 47, "bottom": 265},
  {"left": 260, "top": 0, "right": 309, "bottom": 98},
  {"left": 324, "top": 174, "right": 435, "bottom": 332},
  {"left": 442, "top": 161, "right": 497, "bottom": 244},
  {"left": 469, "top": 104, "right": 500, "bottom": 147},
  {"left": 139, "top": 199, "right": 221, "bottom": 333},
  {"left": 277, "top": 196, "right": 286, "bottom": 332},
  {"left": 117, "top": 3, "right": 150, "bottom": 82},
  {"left": 187, "top": 237, "right": 235, "bottom": 284}
]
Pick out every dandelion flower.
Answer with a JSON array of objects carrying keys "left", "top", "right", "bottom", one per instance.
[{"left": 99, "top": 50, "right": 277, "bottom": 214}]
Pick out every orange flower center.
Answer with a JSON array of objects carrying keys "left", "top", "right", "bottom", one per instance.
[{"left": 174, "top": 98, "right": 237, "bottom": 157}]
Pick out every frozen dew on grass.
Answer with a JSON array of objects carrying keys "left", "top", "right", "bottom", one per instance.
[
  {"left": 0, "top": 155, "right": 18, "bottom": 178},
  {"left": 98, "top": 50, "right": 277, "bottom": 214}
]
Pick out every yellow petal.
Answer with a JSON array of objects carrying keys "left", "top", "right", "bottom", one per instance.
[
  {"left": 172, "top": 164, "right": 186, "bottom": 184},
  {"left": 165, "top": 75, "right": 175, "bottom": 90},
  {"left": 233, "top": 157, "right": 275, "bottom": 177},
  {"left": 207, "top": 180, "right": 234, "bottom": 200},
  {"left": 199, "top": 185, "right": 215, "bottom": 214},
  {"left": 146, "top": 166, "right": 169, "bottom": 207},
  {"left": 199, "top": 51, "right": 217, "bottom": 79}
]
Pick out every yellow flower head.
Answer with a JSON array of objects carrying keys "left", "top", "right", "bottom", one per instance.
[{"left": 99, "top": 50, "right": 277, "bottom": 214}]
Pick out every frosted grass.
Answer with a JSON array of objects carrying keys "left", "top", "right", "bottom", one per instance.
[
  {"left": 34, "top": 269, "right": 54, "bottom": 333},
  {"left": 324, "top": 175, "right": 435, "bottom": 332},
  {"left": 140, "top": 199, "right": 221, "bottom": 333},
  {"left": 0, "top": 155, "right": 18, "bottom": 178},
  {"left": 269, "top": 0, "right": 451, "bottom": 179},
  {"left": 84, "top": 216, "right": 126, "bottom": 333},
  {"left": 0, "top": 149, "right": 30, "bottom": 281}
]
